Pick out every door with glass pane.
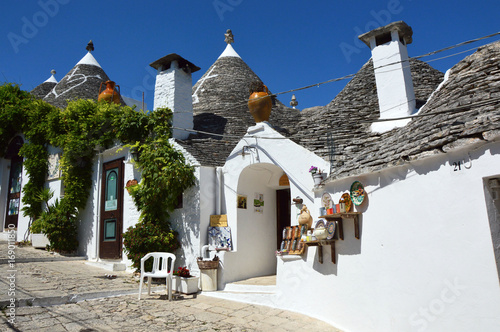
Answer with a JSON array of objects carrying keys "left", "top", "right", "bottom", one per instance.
[
  {"left": 99, "top": 158, "right": 124, "bottom": 259},
  {"left": 5, "top": 156, "right": 23, "bottom": 229}
]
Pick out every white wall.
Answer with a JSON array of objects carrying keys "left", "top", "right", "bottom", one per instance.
[
  {"left": 275, "top": 141, "right": 500, "bottom": 332},
  {"left": 169, "top": 142, "right": 215, "bottom": 277}
]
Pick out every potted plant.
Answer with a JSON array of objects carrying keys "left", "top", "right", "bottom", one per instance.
[
  {"left": 31, "top": 220, "right": 50, "bottom": 249},
  {"left": 309, "top": 166, "right": 325, "bottom": 186},
  {"left": 29, "top": 188, "right": 53, "bottom": 249},
  {"left": 172, "top": 266, "right": 199, "bottom": 294}
]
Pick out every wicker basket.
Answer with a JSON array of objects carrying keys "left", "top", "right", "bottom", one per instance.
[{"left": 197, "top": 258, "right": 219, "bottom": 270}]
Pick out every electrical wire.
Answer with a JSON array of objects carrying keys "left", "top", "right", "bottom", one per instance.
[{"left": 164, "top": 32, "right": 500, "bottom": 139}]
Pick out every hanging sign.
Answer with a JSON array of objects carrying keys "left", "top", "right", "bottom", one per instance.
[
  {"left": 210, "top": 215, "right": 228, "bottom": 227},
  {"left": 279, "top": 173, "right": 290, "bottom": 186}
]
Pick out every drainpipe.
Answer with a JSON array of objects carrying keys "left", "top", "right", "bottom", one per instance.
[
  {"left": 94, "top": 152, "right": 102, "bottom": 260},
  {"left": 215, "top": 167, "right": 223, "bottom": 215}
]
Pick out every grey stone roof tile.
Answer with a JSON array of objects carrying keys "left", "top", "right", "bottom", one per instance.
[{"left": 327, "top": 41, "right": 500, "bottom": 180}]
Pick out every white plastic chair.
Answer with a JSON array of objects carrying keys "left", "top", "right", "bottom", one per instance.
[{"left": 138, "top": 252, "right": 176, "bottom": 301}]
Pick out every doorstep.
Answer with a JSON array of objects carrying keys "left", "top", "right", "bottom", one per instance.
[{"left": 86, "top": 260, "right": 127, "bottom": 272}]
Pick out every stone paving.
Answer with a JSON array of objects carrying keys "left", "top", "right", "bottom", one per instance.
[{"left": 0, "top": 242, "right": 341, "bottom": 331}]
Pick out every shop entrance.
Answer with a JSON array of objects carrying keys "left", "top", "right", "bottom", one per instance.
[
  {"left": 99, "top": 158, "right": 124, "bottom": 259},
  {"left": 276, "top": 188, "right": 291, "bottom": 250}
]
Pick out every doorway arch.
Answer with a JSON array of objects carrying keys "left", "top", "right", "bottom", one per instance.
[{"left": 232, "top": 163, "right": 290, "bottom": 280}]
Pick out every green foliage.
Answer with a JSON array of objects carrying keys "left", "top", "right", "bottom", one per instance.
[
  {"left": 124, "top": 107, "right": 196, "bottom": 271},
  {"left": 29, "top": 188, "right": 53, "bottom": 234},
  {"left": 0, "top": 84, "right": 195, "bottom": 258},
  {"left": 122, "top": 221, "right": 179, "bottom": 271},
  {"left": 0, "top": 84, "right": 29, "bottom": 152}
]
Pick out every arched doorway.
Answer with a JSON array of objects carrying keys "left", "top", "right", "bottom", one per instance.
[
  {"left": 4, "top": 136, "right": 24, "bottom": 229},
  {"left": 234, "top": 163, "right": 290, "bottom": 280}
]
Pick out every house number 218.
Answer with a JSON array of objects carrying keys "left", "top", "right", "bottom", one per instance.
[{"left": 452, "top": 160, "right": 471, "bottom": 172}]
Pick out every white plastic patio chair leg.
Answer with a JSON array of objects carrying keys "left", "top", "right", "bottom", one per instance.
[
  {"left": 138, "top": 276, "right": 144, "bottom": 300},
  {"left": 147, "top": 276, "right": 152, "bottom": 295},
  {"left": 167, "top": 275, "right": 172, "bottom": 301}
]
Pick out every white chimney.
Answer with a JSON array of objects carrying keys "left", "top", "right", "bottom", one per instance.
[
  {"left": 359, "top": 21, "right": 416, "bottom": 133},
  {"left": 150, "top": 54, "right": 200, "bottom": 140}
]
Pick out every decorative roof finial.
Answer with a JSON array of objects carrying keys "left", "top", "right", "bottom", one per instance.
[
  {"left": 86, "top": 40, "right": 94, "bottom": 52},
  {"left": 50, "top": 69, "right": 56, "bottom": 75},
  {"left": 290, "top": 94, "right": 298, "bottom": 109},
  {"left": 224, "top": 29, "right": 234, "bottom": 44}
]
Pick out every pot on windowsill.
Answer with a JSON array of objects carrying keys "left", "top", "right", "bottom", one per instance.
[
  {"left": 32, "top": 233, "right": 50, "bottom": 249},
  {"left": 172, "top": 275, "right": 199, "bottom": 294}
]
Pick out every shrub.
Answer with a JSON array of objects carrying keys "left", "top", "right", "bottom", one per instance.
[{"left": 123, "top": 221, "right": 179, "bottom": 272}]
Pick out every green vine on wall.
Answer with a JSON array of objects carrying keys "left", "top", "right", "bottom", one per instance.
[{"left": 0, "top": 83, "right": 195, "bottom": 257}]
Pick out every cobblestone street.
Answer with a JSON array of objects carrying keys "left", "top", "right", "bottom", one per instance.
[
  {"left": 0, "top": 242, "right": 341, "bottom": 331},
  {"left": 1, "top": 293, "right": 339, "bottom": 331}
]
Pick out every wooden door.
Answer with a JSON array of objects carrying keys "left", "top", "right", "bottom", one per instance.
[
  {"left": 99, "top": 158, "right": 124, "bottom": 259},
  {"left": 4, "top": 156, "right": 23, "bottom": 229},
  {"left": 276, "top": 189, "right": 291, "bottom": 250}
]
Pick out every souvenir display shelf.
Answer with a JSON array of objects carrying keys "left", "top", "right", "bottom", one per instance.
[
  {"left": 320, "top": 212, "right": 362, "bottom": 240},
  {"left": 303, "top": 239, "right": 336, "bottom": 264}
]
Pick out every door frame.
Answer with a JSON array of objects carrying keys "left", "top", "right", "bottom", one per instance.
[
  {"left": 4, "top": 136, "right": 24, "bottom": 229},
  {"left": 99, "top": 158, "right": 124, "bottom": 259}
]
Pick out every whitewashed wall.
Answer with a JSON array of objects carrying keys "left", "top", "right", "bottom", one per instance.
[
  {"left": 169, "top": 142, "right": 216, "bottom": 277},
  {"left": 275, "top": 141, "right": 500, "bottom": 332},
  {"left": 220, "top": 122, "right": 329, "bottom": 287}
]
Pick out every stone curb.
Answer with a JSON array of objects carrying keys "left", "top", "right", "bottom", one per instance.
[
  {"left": 0, "top": 256, "right": 86, "bottom": 264},
  {"left": 0, "top": 286, "right": 170, "bottom": 308}
]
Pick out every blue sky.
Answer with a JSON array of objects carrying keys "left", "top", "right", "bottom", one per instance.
[{"left": 1, "top": 0, "right": 499, "bottom": 110}]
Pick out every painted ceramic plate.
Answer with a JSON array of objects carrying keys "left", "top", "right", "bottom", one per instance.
[
  {"left": 326, "top": 221, "right": 336, "bottom": 240},
  {"left": 339, "top": 193, "right": 353, "bottom": 212},
  {"left": 350, "top": 181, "right": 366, "bottom": 206},
  {"left": 321, "top": 192, "right": 333, "bottom": 209},
  {"left": 315, "top": 220, "right": 325, "bottom": 229}
]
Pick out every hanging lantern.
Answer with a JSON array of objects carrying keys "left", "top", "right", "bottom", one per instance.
[{"left": 98, "top": 80, "right": 121, "bottom": 104}]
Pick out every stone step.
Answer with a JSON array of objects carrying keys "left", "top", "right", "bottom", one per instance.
[
  {"left": 86, "top": 261, "right": 127, "bottom": 272},
  {"left": 222, "top": 283, "right": 276, "bottom": 294}
]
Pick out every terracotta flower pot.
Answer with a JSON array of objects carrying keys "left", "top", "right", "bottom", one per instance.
[
  {"left": 98, "top": 80, "right": 120, "bottom": 104},
  {"left": 248, "top": 85, "right": 272, "bottom": 123}
]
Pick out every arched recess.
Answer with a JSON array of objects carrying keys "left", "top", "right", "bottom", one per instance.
[
  {"left": 233, "top": 162, "right": 290, "bottom": 280},
  {"left": 4, "top": 136, "right": 24, "bottom": 229}
]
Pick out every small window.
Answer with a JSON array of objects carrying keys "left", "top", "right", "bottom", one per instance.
[{"left": 104, "top": 219, "right": 116, "bottom": 241}]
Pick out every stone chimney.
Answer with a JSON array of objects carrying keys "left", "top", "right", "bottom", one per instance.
[
  {"left": 150, "top": 54, "right": 200, "bottom": 140},
  {"left": 359, "top": 21, "right": 416, "bottom": 133}
]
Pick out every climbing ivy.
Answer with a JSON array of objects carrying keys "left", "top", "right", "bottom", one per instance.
[
  {"left": 0, "top": 83, "right": 195, "bottom": 256},
  {"left": 123, "top": 108, "right": 196, "bottom": 271}
]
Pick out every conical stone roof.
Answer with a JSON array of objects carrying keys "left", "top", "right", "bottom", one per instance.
[
  {"left": 192, "top": 44, "right": 300, "bottom": 139},
  {"left": 178, "top": 42, "right": 301, "bottom": 167},
  {"left": 43, "top": 52, "right": 121, "bottom": 109},
  {"left": 30, "top": 71, "right": 58, "bottom": 99}
]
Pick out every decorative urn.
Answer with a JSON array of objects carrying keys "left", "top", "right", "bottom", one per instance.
[
  {"left": 98, "top": 80, "right": 121, "bottom": 104},
  {"left": 248, "top": 81, "right": 272, "bottom": 123}
]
